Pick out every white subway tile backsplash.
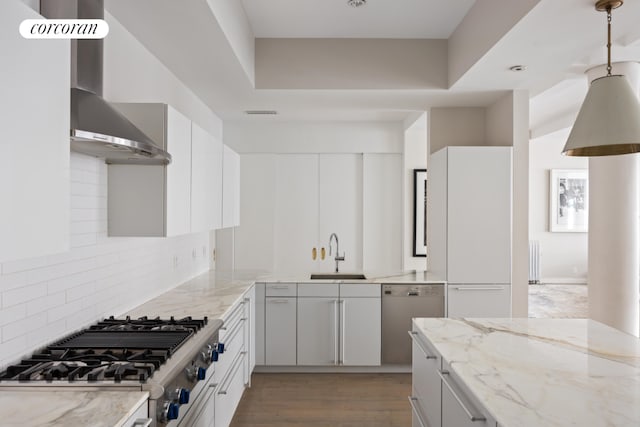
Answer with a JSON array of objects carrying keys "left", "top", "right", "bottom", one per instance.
[
  {"left": 0, "top": 304, "right": 27, "bottom": 327},
  {"left": 2, "top": 312, "right": 47, "bottom": 342},
  {"left": 70, "top": 233, "right": 98, "bottom": 248},
  {"left": 27, "top": 293, "right": 65, "bottom": 317},
  {"left": 0, "top": 153, "right": 210, "bottom": 368},
  {"left": 2, "top": 283, "right": 47, "bottom": 308}
]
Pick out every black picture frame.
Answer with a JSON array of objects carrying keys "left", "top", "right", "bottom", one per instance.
[{"left": 413, "top": 169, "right": 427, "bottom": 257}]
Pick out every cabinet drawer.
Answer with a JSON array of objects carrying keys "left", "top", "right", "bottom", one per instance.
[
  {"left": 214, "top": 314, "right": 245, "bottom": 384},
  {"left": 214, "top": 351, "right": 247, "bottom": 427},
  {"left": 447, "top": 284, "right": 511, "bottom": 318},
  {"left": 340, "top": 283, "right": 380, "bottom": 297},
  {"left": 265, "top": 283, "right": 297, "bottom": 297},
  {"left": 410, "top": 330, "right": 441, "bottom": 427},
  {"left": 298, "top": 283, "right": 339, "bottom": 297},
  {"left": 440, "top": 360, "right": 495, "bottom": 427}
]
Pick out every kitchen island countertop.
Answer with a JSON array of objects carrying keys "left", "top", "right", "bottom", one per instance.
[
  {"left": 413, "top": 318, "right": 640, "bottom": 427},
  {"left": 0, "top": 390, "right": 148, "bottom": 427}
]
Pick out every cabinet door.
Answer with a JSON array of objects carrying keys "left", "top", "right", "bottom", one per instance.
[
  {"left": 447, "top": 147, "right": 511, "bottom": 283},
  {"left": 0, "top": 1, "right": 70, "bottom": 262},
  {"left": 427, "top": 148, "right": 448, "bottom": 279},
  {"left": 341, "top": 297, "right": 381, "bottom": 366},
  {"left": 191, "top": 122, "right": 223, "bottom": 232},
  {"left": 234, "top": 154, "right": 276, "bottom": 271},
  {"left": 215, "top": 352, "right": 246, "bottom": 427},
  {"left": 447, "top": 285, "right": 511, "bottom": 318},
  {"left": 363, "top": 154, "right": 402, "bottom": 271},
  {"left": 165, "top": 106, "right": 193, "bottom": 236},
  {"left": 274, "top": 155, "right": 319, "bottom": 272},
  {"left": 223, "top": 145, "right": 240, "bottom": 228},
  {"left": 265, "top": 297, "right": 297, "bottom": 365},
  {"left": 318, "top": 154, "right": 363, "bottom": 271},
  {"left": 297, "top": 298, "right": 339, "bottom": 365},
  {"left": 411, "top": 330, "right": 441, "bottom": 427}
]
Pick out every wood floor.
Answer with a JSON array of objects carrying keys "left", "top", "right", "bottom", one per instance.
[{"left": 230, "top": 373, "right": 412, "bottom": 427}]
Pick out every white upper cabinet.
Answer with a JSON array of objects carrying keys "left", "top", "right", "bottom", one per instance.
[
  {"left": 192, "top": 122, "right": 223, "bottom": 232},
  {"left": 0, "top": 1, "right": 70, "bottom": 262},
  {"left": 108, "top": 104, "right": 192, "bottom": 236},
  {"left": 318, "top": 154, "right": 363, "bottom": 272},
  {"left": 234, "top": 154, "right": 276, "bottom": 271},
  {"left": 362, "top": 154, "right": 402, "bottom": 271},
  {"left": 274, "top": 154, "right": 319, "bottom": 272},
  {"left": 222, "top": 145, "right": 240, "bottom": 228},
  {"left": 429, "top": 146, "right": 512, "bottom": 284},
  {"left": 109, "top": 104, "right": 227, "bottom": 236}
]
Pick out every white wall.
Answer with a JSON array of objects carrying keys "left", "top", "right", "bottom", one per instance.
[
  {"left": 103, "top": 12, "right": 223, "bottom": 140},
  {"left": 429, "top": 107, "right": 486, "bottom": 153},
  {"left": 223, "top": 120, "right": 403, "bottom": 154},
  {"left": 530, "top": 128, "right": 588, "bottom": 283},
  {"left": 0, "top": 12, "right": 223, "bottom": 367},
  {"left": 403, "top": 113, "right": 428, "bottom": 271}
]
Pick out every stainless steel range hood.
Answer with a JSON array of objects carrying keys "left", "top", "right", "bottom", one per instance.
[{"left": 41, "top": 0, "right": 171, "bottom": 165}]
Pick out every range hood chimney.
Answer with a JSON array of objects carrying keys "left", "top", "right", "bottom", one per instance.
[{"left": 41, "top": 0, "right": 171, "bottom": 164}]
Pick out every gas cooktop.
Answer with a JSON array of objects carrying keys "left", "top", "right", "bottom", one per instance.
[{"left": 0, "top": 316, "right": 208, "bottom": 383}]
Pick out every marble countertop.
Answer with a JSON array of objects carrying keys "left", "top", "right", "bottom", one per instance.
[
  {"left": 126, "top": 269, "right": 445, "bottom": 319},
  {"left": 413, "top": 318, "right": 640, "bottom": 427},
  {"left": 0, "top": 390, "right": 148, "bottom": 427}
]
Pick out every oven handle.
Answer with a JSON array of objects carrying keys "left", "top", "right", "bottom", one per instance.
[{"left": 131, "top": 419, "right": 152, "bottom": 427}]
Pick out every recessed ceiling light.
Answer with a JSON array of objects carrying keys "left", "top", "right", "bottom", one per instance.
[
  {"left": 245, "top": 110, "right": 278, "bottom": 115},
  {"left": 347, "top": 0, "right": 367, "bottom": 7},
  {"left": 509, "top": 65, "right": 526, "bottom": 72}
]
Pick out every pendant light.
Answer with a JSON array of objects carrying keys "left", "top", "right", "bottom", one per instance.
[{"left": 562, "top": 0, "right": 640, "bottom": 156}]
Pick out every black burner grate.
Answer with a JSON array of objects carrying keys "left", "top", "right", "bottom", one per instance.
[{"left": 50, "top": 331, "right": 192, "bottom": 353}]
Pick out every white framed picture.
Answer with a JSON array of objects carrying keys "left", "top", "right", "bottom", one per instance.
[{"left": 549, "top": 169, "right": 588, "bottom": 232}]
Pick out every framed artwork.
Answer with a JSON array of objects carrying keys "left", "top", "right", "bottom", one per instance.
[
  {"left": 413, "top": 169, "right": 427, "bottom": 256},
  {"left": 549, "top": 169, "right": 588, "bottom": 232}
]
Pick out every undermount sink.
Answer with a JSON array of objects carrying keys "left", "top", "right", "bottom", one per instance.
[{"left": 309, "top": 273, "right": 367, "bottom": 280}]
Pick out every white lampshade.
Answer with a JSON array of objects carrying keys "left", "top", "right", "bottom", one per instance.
[{"left": 563, "top": 74, "right": 640, "bottom": 156}]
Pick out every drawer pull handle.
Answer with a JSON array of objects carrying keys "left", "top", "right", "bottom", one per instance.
[
  {"left": 450, "top": 287, "right": 504, "bottom": 291},
  {"left": 437, "top": 370, "right": 486, "bottom": 422},
  {"left": 270, "top": 285, "right": 291, "bottom": 290},
  {"left": 408, "top": 331, "right": 437, "bottom": 360},
  {"left": 268, "top": 299, "right": 290, "bottom": 303},
  {"left": 408, "top": 397, "right": 428, "bottom": 427},
  {"left": 131, "top": 419, "right": 152, "bottom": 427}
]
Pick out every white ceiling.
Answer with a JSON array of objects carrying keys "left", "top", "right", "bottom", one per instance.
[
  {"left": 105, "top": 0, "right": 640, "bottom": 131},
  {"left": 240, "top": 0, "right": 476, "bottom": 39}
]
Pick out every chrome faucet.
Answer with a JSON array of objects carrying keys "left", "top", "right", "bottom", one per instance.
[{"left": 329, "top": 233, "right": 345, "bottom": 273}]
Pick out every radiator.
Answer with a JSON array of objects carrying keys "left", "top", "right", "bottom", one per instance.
[{"left": 529, "top": 240, "right": 540, "bottom": 284}]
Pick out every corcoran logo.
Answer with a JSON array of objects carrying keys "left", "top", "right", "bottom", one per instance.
[{"left": 19, "top": 19, "right": 109, "bottom": 39}]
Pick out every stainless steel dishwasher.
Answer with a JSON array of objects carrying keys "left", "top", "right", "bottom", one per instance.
[{"left": 382, "top": 283, "right": 445, "bottom": 364}]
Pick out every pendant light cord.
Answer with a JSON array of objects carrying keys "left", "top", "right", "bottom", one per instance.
[{"left": 607, "top": 6, "right": 612, "bottom": 76}]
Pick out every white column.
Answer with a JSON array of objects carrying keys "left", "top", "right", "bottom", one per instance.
[{"left": 587, "top": 62, "right": 640, "bottom": 337}]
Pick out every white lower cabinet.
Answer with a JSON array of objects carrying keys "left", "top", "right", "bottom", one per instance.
[
  {"left": 297, "top": 283, "right": 340, "bottom": 365},
  {"left": 412, "top": 324, "right": 497, "bottom": 427},
  {"left": 441, "top": 360, "right": 496, "bottom": 427},
  {"left": 410, "top": 330, "right": 441, "bottom": 427},
  {"left": 341, "top": 296, "right": 381, "bottom": 366},
  {"left": 265, "top": 296, "right": 297, "bottom": 365},
  {"left": 214, "top": 351, "right": 247, "bottom": 427},
  {"left": 447, "top": 284, "right": 511, "bottom": 318}
]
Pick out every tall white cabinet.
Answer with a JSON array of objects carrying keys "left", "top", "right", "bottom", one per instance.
[
  {"left": 428, "top": 146, "right": 512, "bottom": 317},
  {"left": 234, "top": 153, "right": 401, "bottom": 272},
  {"left": 0, "top": 1, "right": 70, "bottom": 262}
]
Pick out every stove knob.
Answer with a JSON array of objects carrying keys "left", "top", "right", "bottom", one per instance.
[
  {"left": 178, "top": 388, "right": 190, "bottom": 405},
  {"left": 217, "top": 342, "right": 225, "bottom": 353},
  {"left": 201, "top": 344, "right": 214, "bottom": 362},
  {"left": 211, "top": 350, "right": 219, "bottom": 362},
  {"left": 197, "top": 367, "right": 207, "bottom": 381},
  {"left": 185, "top": 365, "right": 198, "bottom": 381},
  {"left": 161, "top": 402, "right": 179, "bottom": 421}
]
